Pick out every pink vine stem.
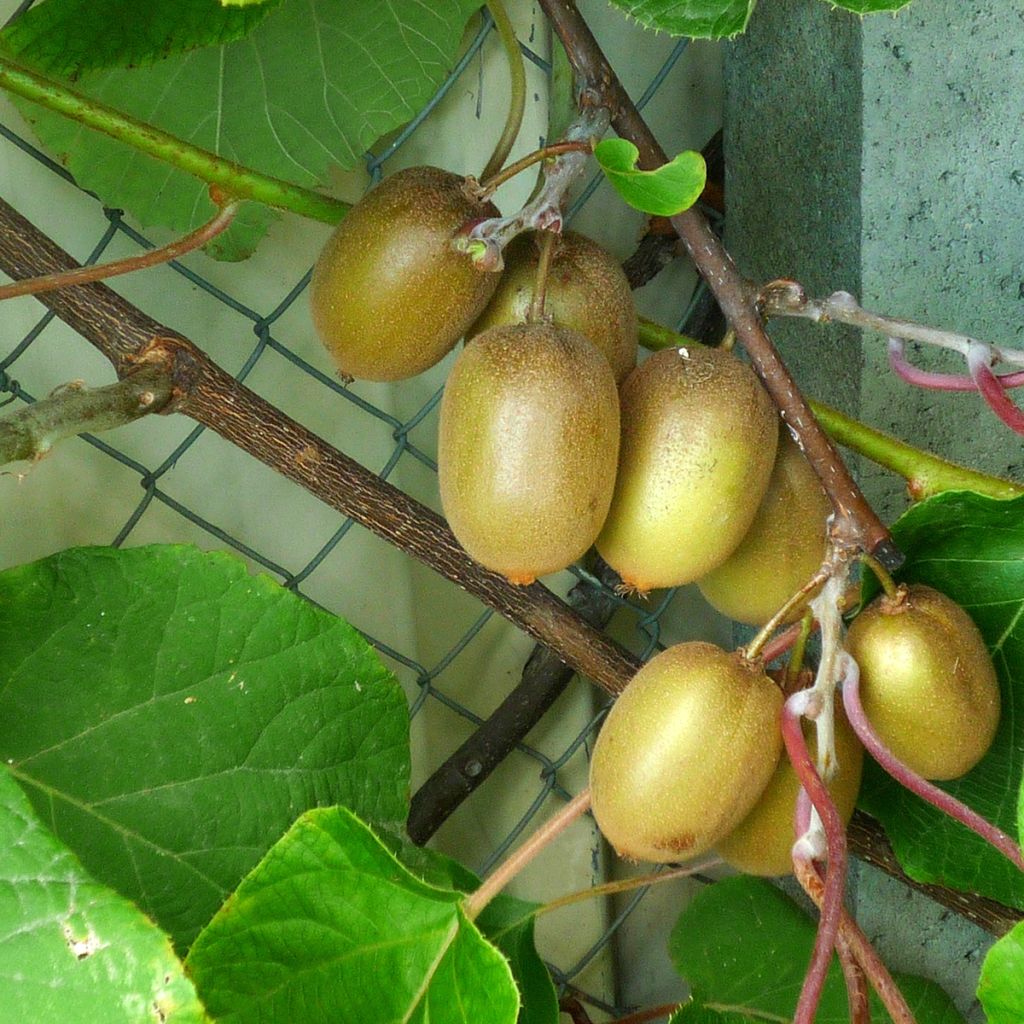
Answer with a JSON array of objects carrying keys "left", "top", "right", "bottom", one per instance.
[
  {"left": 887, "top": 337, "right": 1024, "bottom": 393},
  {"left": 966, "top": 342, "right": 1024, "bottom": 435},
  {"left": 840, "top": 653, "right": 1024, "bottom": 871},
  {"left": 783, "top": 689, "right": 849, "bottom": 1024}
]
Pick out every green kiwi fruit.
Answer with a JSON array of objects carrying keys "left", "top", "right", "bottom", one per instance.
[
  {"left": 697, "top": 429, "right": 831, "bottom": 625},
  {"left": 595, "top": 345, "right": 778, "bottom": 593},
  {"left": 589, "top": 642, "right": 783, "bottom": 863},
  {"left": 469, "top": 231, "right": 638, "bottom": 384},
  {"left": 845, "top": 584, "right": 1000, "bottom": 780},
  {"left": 438, "top": 321, "right": 620, "bottom": 585},
  {"left": 310, "top": 165, "right": 500, "bottom": 381},
  {"left": 716, "top": 701, "right": 863, "bottom": 876}
]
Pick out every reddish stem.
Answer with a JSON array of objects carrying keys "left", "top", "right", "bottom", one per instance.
[
  {"left": 967, "top": 343, "right": 1024, "bottom": 434},
  {"left": 835, "top": 928, "right": 871, "bottom": 1024},
  {"left": 783, "top": 690, "right": 849, "bottom": 1024},
  {"left": 795, "top": 859, "right": 917, "bottom": 1024},
  {"left": 840, "top": 655, "right": 1024, "bottom": 871},
  {"left": 0, "top": 202, "right": 238, "bottom": 301},
  {"left": 888, "top": 337, "right": 1024, "bottom": 392}
]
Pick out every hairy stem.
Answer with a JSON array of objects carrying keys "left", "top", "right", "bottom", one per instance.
[
  {"left": 835, "top": 928, "right": 872, "bottom": 1024},
  {"left": 481, "top": 0, "right": 527, "bottom": 181},
  {"left": 528, "top": 230, "right": 557, "bottom": 322},
  {"left": 463, "top": 788, "right": 591, "bottom": 920},
  {"left": 841, "top": 655, "right": 1024, "bottom": 871},
  {"left": 0, "top": 203, "right": 237, "bottom": 302},
  {"left": 535, "top": 858, "right": 718, "bottom": 918},
  {"left": 0, "top": 364, "right": 173, "bottom": 467},
  {"left": 0, "top": 58, "right": 347, "bottom": 224}
]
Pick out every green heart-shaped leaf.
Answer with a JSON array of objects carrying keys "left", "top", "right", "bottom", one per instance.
[{"left": 595, "top": 138, "right": 706, "bottom": 217}]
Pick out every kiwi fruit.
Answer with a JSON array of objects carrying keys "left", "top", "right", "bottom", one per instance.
[
  {"left": 469, "top": 231, "right": 638, "bottom": 384},
  {"left": 438, "top": 321, "right": 620, "bottom": 585},
  {"left": 845, "top": 583, "right": 1000, "bottom": 780},
  {"left": 697, "top": 429, "right": 831, "bottom": 625},
  {"left": 595, "top": 345, "right": 778, "bottom": 592},
  {"left": 716, "top": 701, "right": 863, "bottom": 876},
  {"left": 309, "top": 165, "right": 500, "bottom": 381},
  {"left": 589, "top": 642, "right": 783, "bottom": 863}
]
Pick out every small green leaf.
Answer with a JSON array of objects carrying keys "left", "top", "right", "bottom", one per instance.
[
  {"left": 0, "top": 766, "right": 208, "bottom": 1023},
  {"left": 185, "top": 807, "right": 520, "bottom": 1024},
  {"left": 669, "top": 876, "right": 964, "bottom": 1023},
  {"left": 6, "top": 0, "right": 483, "bottom": 259},
  {"left": 828, "top": 0, "right": 913, "bottom": 12},
  {"left": 856, "top": 492, "right": 1024, "bottom": 909},
  {"left": 605, "top": 0, "right": 756, "bottom": 39},
  {"left": 594, "top": 138, "right": 706, "bottom": 216},
  {"left": 0, "top": 545, "right": 410, "bottom": 950},
  {"left": 979, "top": 922, "right": 1024, "bottom": 1024},
  {"left": 1, "top": 0, "right": 281, "bottom": 78}
]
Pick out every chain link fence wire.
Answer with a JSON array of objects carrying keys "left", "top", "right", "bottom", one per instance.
[{"left": 0, "top": 4, "right": 722, "bottom": 1015}]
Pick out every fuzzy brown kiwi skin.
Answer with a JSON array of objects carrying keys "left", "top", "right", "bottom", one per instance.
[
  {"left": 716, "top": 703, "right": 863, "bottom": 877},
  {"left": 697, "top": 429, "right": 831, "bottom": 626},
  {"left": 469, "top": 231, "right": 639, "bottom": 384},
  {"left": 845, "top": 583, "right": 1000, "bottom": 780},
  {"left": 438, "top": 322, "right": 620, "bottom": 585},
  {"left": 310, "top": 166, "right": 500, "bottom": 382},
  {"left": 589, "top": 642, "right": 784, "bottom": 864},
  {"left": 595, "top": 345, "right": 779, "bottom": 592}
]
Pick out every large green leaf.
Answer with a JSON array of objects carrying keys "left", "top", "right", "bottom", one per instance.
[
  {"left": 668, "top": 876, "right": 963, "bottom": 1023},
  {"left": 605, "top": 0, "right": 756, "bottom": 39},
  {"left": 0, "top": 766, "right": 208, "bottom": 1022},
  {"left": 979, "top": 921, "right": 1024, "bottom": 1024},
  {"left": 1, "top": 0, "right": 280, "bottom": 78},
  {"left": 0, "top": 545, "right": 410, "bottom": 950},
  {"left": 594, "top": 139, "right": 706, "bottom": 216},
  {"left": 382, "top": 836, "right": 559, "bottom": 1024},
  {"left": 5, "top": 0, "right": 482, "bottom": 259},
  {"left": 185, "top": 807, "right": 520, "bottom": 1024},
  {"left": 856, "top": 492, "right": 1024, "bottom": 908}
]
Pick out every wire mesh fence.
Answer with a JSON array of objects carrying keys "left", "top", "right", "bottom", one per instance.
[{"left": 0, "top": 3, "right": 723, "bottom": 1014}]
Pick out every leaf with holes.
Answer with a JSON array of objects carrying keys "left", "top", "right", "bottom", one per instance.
[
  {"left": 0, "top": 544, "right": 410, "bottom": 951},
  {"left": 595, "top": 139, "right": 706, "bottom": 216},
  {"left": 0, "top": 766, "right": 209, "bottom": 1023},
  {"left": 0, "top": 0, "right": 281, "bottom": 79},
  {"left": 857, "top": 492, "right": 1024, "bottom": 909},
  {"left": 979, "top": 920, "right": 1024, "bottom": 1024},
  {"left": 185, "top": 806, "right": 520, "bottom": 1024},
  {"left": 605, "top": 0, "right": 756, "bottom": 39},
  {"left": 668, "top": 876, "right": 964, "bottom": 1023},
  {"left": 4, "top": 0, "right": 483, "bottom": 259}
]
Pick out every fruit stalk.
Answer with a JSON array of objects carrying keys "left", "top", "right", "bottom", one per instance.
[
  {"left": 0, "top": 57, "right": 348, "bottom": 225},
  {"left": 840, "top": 653, "right": 1024, "bottom": 871},
  {"left": 833, "top": 929, "right": 871, "bottom": 1024},
  {"left": 538, "top": 0, "right": 899, "bottom": 570}
]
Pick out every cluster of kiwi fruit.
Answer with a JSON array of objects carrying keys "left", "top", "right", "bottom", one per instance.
[{"left": 310, "top": 165, "right": 1002, "bottom": 877}]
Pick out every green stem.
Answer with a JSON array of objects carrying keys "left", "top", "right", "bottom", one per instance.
[
  {"left": 808, "top": 399, "right": 1024, "bottom": 501},
  {"left": 480, "top": 0, "right": 527, "bottom": 182},
  {"left": 638, "top": 316, "right": 1024, "bottom": 501},
  {"left": 0, "top": 58, "right": 348, "bottom": 225}
]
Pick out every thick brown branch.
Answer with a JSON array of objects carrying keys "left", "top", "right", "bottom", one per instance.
[
  {"left": 537, "top": 0, "right": 899, "bottom": 570},
  {"left": 0, "top": 200, "right": 1013, "bottom": 933},
  {"left": 0, "top": 196, "right": 637, "bottom": 697}
]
